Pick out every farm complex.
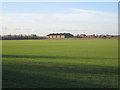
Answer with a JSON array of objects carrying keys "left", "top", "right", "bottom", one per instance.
[{"left": 46, "top": 33, "right": 74, "bottom": 39}]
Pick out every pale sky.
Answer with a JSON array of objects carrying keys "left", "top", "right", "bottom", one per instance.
[{"left": 1, "top": 2, "right": 118, "bottom": 36}]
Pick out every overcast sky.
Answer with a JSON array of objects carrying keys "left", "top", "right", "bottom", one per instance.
[{"left": 1, "top": 2, "right": 118, "bottom": 36}]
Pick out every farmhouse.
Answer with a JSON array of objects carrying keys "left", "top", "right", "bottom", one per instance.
[
  {"left": 46, "top": 33, "right": 74, "bottom": 39},
  {"left": 80, "top": 34, "right": 87, "bottom": 38},
  {"left": 87, "top": 34, "right": 96, "bottom": 38}
]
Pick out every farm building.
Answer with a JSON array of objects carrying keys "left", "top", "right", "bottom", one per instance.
[
  {"left": 87, "top": 34, "right": 96, "bottom": 38},
  {"left": 80, "top": 34, "right": 87, "bottom": 38},
  {"left": 46, "top": 33, "right": 74, "bottom": 39}
]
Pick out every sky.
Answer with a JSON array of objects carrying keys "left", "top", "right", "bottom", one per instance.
[{"left": 1, "top": 2, "right": 118, "bottom": 36}]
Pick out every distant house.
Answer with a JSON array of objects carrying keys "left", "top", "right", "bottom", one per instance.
[
  {"left": 46, "top": 33, "right": 74, "bottom": 39},
  {"left": 80, "top": 34, "right": 86, "bottom": 38},
  {"left": 87, "top": 34, "right": 96, "bottom": 38}
]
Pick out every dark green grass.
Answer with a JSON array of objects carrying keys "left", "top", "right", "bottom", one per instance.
[{"left": 2, "top": 39, "right": 118, "bottom": 88}]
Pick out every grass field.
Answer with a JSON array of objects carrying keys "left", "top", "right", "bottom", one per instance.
[{"left": 2, "top": 39, "right": 118, "bottom": 88}]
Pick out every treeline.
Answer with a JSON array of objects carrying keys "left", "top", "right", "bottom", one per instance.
[
  {"left": 74, "top": 34, "right": 119, "bottom": 39},
  {"left": 1, "top": 34, "right": 46, "bottom": 40}
]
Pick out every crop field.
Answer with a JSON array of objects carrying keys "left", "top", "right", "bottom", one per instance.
[{"left": 2, "top": 39, "right": 118, "bottom": 88}]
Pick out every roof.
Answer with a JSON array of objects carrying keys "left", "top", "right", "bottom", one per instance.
[{"left": 47, "top": 33, "right": 73, "bottom": 36}]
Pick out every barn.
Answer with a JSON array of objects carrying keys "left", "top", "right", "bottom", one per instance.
[{"left": 46, "top": 33, "right": 74, "bottom": 39}]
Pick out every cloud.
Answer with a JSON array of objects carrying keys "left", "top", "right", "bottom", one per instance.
[
  {"left": 2, "top": 8, "right": 118, "bottom": 35},
  {"left": 66, "top": 8, "right": 117, "bottom": 17}
]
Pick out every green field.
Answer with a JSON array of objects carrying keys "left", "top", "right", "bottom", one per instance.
[{"left": 2, "top": 39, "right": 118, "bottom": 88}]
